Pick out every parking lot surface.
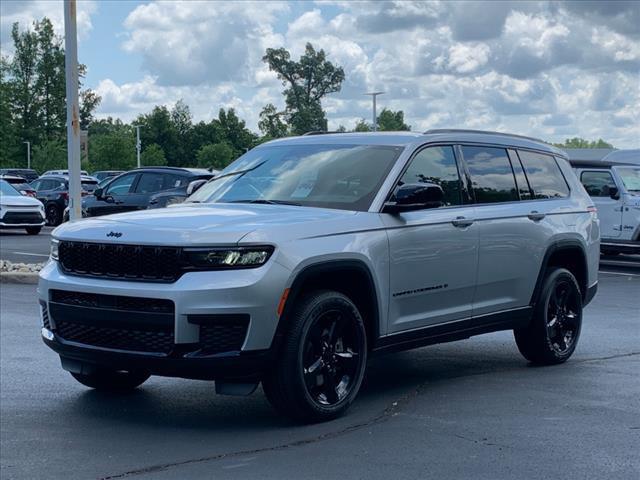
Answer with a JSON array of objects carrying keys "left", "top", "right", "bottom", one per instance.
[
  {"left": 1, "top": 271, "right": 638, "bottom": 479},
  {"left": 0, "top": 227, "right": 53, "bottom": 263}
]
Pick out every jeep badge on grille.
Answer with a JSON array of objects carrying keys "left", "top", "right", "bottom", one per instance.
[{"left": 106, "top": 231, "right": 123, "bottom": 238}]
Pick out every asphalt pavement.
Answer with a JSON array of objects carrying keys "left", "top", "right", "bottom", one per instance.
[
  {"left": 1, "top": 272, "right": 638, "bottom": 479},
  {"left": 0, "top": 227, "right": 54, "bottom": 263}
]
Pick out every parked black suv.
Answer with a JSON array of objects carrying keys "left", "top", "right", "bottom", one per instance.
[
  {"left": 30, "top": 175, "right": 99, "bottom": 225},
  {"left": 82, "top": 167, "right": 213, "bottom": 217}
]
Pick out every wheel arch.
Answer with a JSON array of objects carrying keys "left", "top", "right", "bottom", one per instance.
[
  {"left": 530, "top": 239, "right": 589, "bottom": 306},
  {"left": 275, "top": 259, "right": 381, "bottom": 350}
]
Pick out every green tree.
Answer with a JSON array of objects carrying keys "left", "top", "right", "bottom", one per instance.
[
  {"left": 258, "top": 103, "right": 288, "bottom": 138},
  {"left": 88, "top": 132, "right": 136, "bottom": 171},
  {"left": 34, "top": 18, "right": 66, "bottom": 140},
  {"left": 377, "top": 108, "right": 410, "bottom": 131},
  {"left": 196, "top": 143, "right": 235, "bottom": 170},
  {"left": 135, "top": 106, "right": 179, "bottom": 165},
  {"left": 9, "top": 22, "right": 41, "bottom": 148},
  {"left": 215, "top": 108, "right": 256, "bottom": 156},
  {"left": 170, "top": 99, "right": 193, "bottom": 162},
  {"left": 553, "top": 137, "right": 614, "bottom": 149},
  {"left": 354, "top": 119, "right": 371, "bottom": 132},
  {"left": 141, "top": 143, "right": 167, "bottom": 166},
  {"left": 32, "top": 138, "right": 66, "bottom": 171},
  {"left": 0, "top": 57, "right": 20, "bottom": 167},
  {"left": 79, "top": 90, "right": 101, "bottom": 130},
  {"left": 263, "top": 43, "right": 344, "bottom": 134}
]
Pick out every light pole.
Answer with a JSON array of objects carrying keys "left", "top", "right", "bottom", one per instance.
[
  {"left": 134, "top": 125, "right": 142, "bottom": 168},
  {"left": 23, "top": 141, "right": 31, "bottom": 169},
  {"left": 64, "top": 0, "right": 82, "bottom": 222},
  {"left": 364, "top": 91, "right": 385, "bottom": 132}
]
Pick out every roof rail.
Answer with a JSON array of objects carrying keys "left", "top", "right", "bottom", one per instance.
[
  {"left": 302, "top": 130, "right": 344, "bottom": 136},
  {"left": 423, "top": 129, "right": 549, "bottom": 145}
]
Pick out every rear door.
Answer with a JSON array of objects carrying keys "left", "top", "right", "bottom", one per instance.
[
  {"left": 384, "top": 145, "right": 478, "bottom": 332},
  {"left": 578, "top": 169, "right": 622, "bottom": 239},
  {"left": 463, "top": 146, "right": 555, "bottom": 316}
]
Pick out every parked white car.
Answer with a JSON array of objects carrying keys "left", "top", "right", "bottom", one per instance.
[
  {"left": 0, "top": 180, "right": 46, "bottom": 235},
  {"left": 571, "top": 158, "right": 640, "bottom": 255}
]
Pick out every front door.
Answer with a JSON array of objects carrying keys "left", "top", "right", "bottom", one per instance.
[
  {"left": 383, "top": 145, "right": 478, "bottom": 333},
  {"left": 579, "top": 169, "right": 623, "bottom": 239},
  {"left": 88, "top": 172, "right": 139, "bottom": 217}
]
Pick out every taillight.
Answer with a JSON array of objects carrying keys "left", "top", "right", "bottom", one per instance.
[
  {"left": 59, "top": 192, "right": 68, "bottom": 200},
  {"left": 27, "top": 191, "right": 36, "bottom": 197}
]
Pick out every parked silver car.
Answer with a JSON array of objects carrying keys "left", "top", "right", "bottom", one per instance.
[{"left": 39, "top": 130, "right": 599, "bottom": 422}]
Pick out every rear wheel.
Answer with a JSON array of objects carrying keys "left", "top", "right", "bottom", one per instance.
[
  {"left": 25, "top": 226, "right": 42, "bottom": 235},
  {"left": 514, "top": 268, "right": 582, "bottom": 365},
  {"left": 46, "top": 204, "right": 61, "bottom": 226},
  {"left": 70, "top": 369, "right": 150, "bottom": 391},
  {"left": 263, "top": 290, "right": 367, "bottom": 422}
]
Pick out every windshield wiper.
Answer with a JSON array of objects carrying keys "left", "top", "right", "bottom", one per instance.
[
  {"left": 229, "top": 199, "right": 302, "bottom": 206},
  {"left": 210, "top": 160, "right": 268, "bottom": 182}
]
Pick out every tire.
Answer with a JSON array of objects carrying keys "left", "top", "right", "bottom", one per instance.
[
  {"left": 514, "top": 268, "right": 582, "bottom": 365},
  {"left": 46, "top": 204, "right": 61, "bottom": 226},
  {"left": 70, "top": 369, "right": 150, "bottom": 392},
  {"left": 262, "top": 290, "right": 368, "bottom": 423},
  {"left": 25, "top": 226, "right": 42, "bottom": 235}
]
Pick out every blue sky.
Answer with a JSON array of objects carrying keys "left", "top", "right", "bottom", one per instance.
[{"left": 1, "top": 1, "right": 639, "bottom": 147}]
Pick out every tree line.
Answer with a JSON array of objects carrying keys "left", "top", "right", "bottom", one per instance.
[{"left": 0, "top": 17, "right": 614, "bottom": 174}]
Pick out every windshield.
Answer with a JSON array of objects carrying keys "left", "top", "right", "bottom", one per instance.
[
  {"left": 617, "top": 167, "right": 640, "bottom": 192},
  {"left": 187, "top": 144, "right": 403, "bottom": 211},
  {"left": 82, "top": 180, "right": 99, "bottom": 192},
  {"left": 0, "top": 180, "right": 20, "bottom": 196}
]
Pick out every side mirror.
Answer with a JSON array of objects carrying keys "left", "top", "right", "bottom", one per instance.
[
  {"left": 94, "top": 187, "right": 103, "bottom": 199},
  {"left": 384, "top": 183, "right": 444, "bottom": 213},
  {"left": 186, "top": 179, "right": 207, "bottom": 196},
  {"left": 608, "top": 186, "right": 620, "bottom": 200}
]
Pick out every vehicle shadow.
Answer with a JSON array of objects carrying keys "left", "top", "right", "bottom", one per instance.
[{"left": 58, "top": 338, "right": 528, "bottom": 432}]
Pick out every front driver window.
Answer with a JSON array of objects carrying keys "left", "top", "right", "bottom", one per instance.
[
  {"left": 398, "top": 146, "right": 462, "bottom": 207},
  {"left": 106, "top": 174, "right": 136, "bottom": 196}
]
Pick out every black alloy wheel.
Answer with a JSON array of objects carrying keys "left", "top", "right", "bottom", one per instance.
[
  {"left": 46, "top": 204, "right": 61, "bottom": 226},
  {"left": 514, "top": 267, "right": 583, "bottom": 365},
  {"left": 263, "top": 290, "right": 368, "bottom": 422}
]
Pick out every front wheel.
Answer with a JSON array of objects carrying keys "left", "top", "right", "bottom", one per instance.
[
  {"left": 514, "top": 268, "right": 582, "bottom": 365},
  {"left": 25, "top": 226, "right": 42, "bottom": 235},
  {"left": 70, "top": 369, "right": 150, "bottom": 391},
  {"left": 263, "top": 290, "right": 368, "bottom": 422}
]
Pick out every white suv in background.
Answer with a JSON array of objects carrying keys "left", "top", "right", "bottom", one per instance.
[
  {"left": 0, "top": 180, "right": 45, "bottom": 235},
  {"left": 39, "top": 130, "right": 599, "bottom": 422}
]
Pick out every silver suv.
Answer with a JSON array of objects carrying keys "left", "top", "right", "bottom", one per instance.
[{"left": 39, "top": 130, "right": 599, "bottom": 422}]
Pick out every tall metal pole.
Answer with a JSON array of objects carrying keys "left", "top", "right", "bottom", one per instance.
[
  {"left": 135, "top": 125, "right": 141, "bottom": 168},
  {"left": 23, "top": 141, "right": 31, "bottom": 169},
  {"left": 364, "top": 92, "right": 385, "bottom": 132},
  {"left": 64, "top": 0, "right": 82, "bottom": 222}
]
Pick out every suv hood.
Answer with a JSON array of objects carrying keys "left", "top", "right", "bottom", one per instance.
[{"left": 54, "top": 203, "right": 358, "bottom": 245}]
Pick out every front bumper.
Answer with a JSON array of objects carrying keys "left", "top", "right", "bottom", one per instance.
[
  {"left": 0, "top": 207, "right": 45, "bottom": 227},
  {"left": 38, "top": 258, "right": 292, "bottom": 379},
  {"left": 42, "top": 332, "right": 274, "bottom": 381}
]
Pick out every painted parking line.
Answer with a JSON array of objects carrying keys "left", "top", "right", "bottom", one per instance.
[
  {"left": 599, "top": 270, "right": 640, "bottom": 277},
  {"left": 10, "top": 252, "right": 49, "bottom": 257}
]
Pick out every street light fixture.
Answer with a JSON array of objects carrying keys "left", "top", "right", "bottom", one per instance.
[
  {"left": 364, "top": 92, "right": 385, "bottom": 132},
  {"left": 133, "top": 125, "right": 142, "bottom": 168}
]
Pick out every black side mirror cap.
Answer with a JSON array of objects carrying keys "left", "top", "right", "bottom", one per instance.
[{"left": 383, "top": 182, "right": 445, "bottom": 213}]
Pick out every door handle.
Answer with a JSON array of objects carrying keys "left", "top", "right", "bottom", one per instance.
[
  {"left": 527, "top": 211, "right": 546, "bottom": 222},
  {"left": 452, "top": 216, "right": 474, "bottom": 228}
]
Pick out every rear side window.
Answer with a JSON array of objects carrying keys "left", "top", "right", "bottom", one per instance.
[
  {"left": 580, "top": 171, "right": 617, "bottom": 197},
  {"left": 462, "top": 146, "right": 518, "bottom": 203},
  {"left": 399, "top": 146, "right": 462, "bottom": 206},
  {"left": 517, "top": 150, "right": 569, "bottom": 199},
  {"left": 135, "top": 173, "right": 166, "bottom": 194},
  {"left": 507, "top": 150, "right": 533, "bottom": 200}
]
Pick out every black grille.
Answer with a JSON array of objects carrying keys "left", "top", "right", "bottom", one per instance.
[
  {"left": 50, "top": 290, "right": 174, "bottom": 314},
  {"left": 58, "top": 241, "right": 182, "bottom": 282},
  {"left": 2, "top": 212, "right": 43, "bottom": 224},
  {"left": 189, "top": 315, "right": 249, "bottom": 355},
  {"left": 55, "top": 321, "right": 175, "bottom": 354}
]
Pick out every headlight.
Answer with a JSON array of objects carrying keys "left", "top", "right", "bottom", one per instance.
[
  {"left": 184, "top": 246, "right": 274, "bottom": 269},
  {"left": 50, "top": 239, "right": 59, "bottom": 260}
]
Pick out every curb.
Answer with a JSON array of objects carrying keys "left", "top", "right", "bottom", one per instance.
[{"left": 0, "top": 272, "right": 40, "bottom": 285}]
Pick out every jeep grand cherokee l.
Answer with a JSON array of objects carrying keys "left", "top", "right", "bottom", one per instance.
[{"left": 39, "top": 130, "right": 599, "bottom": 422}]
